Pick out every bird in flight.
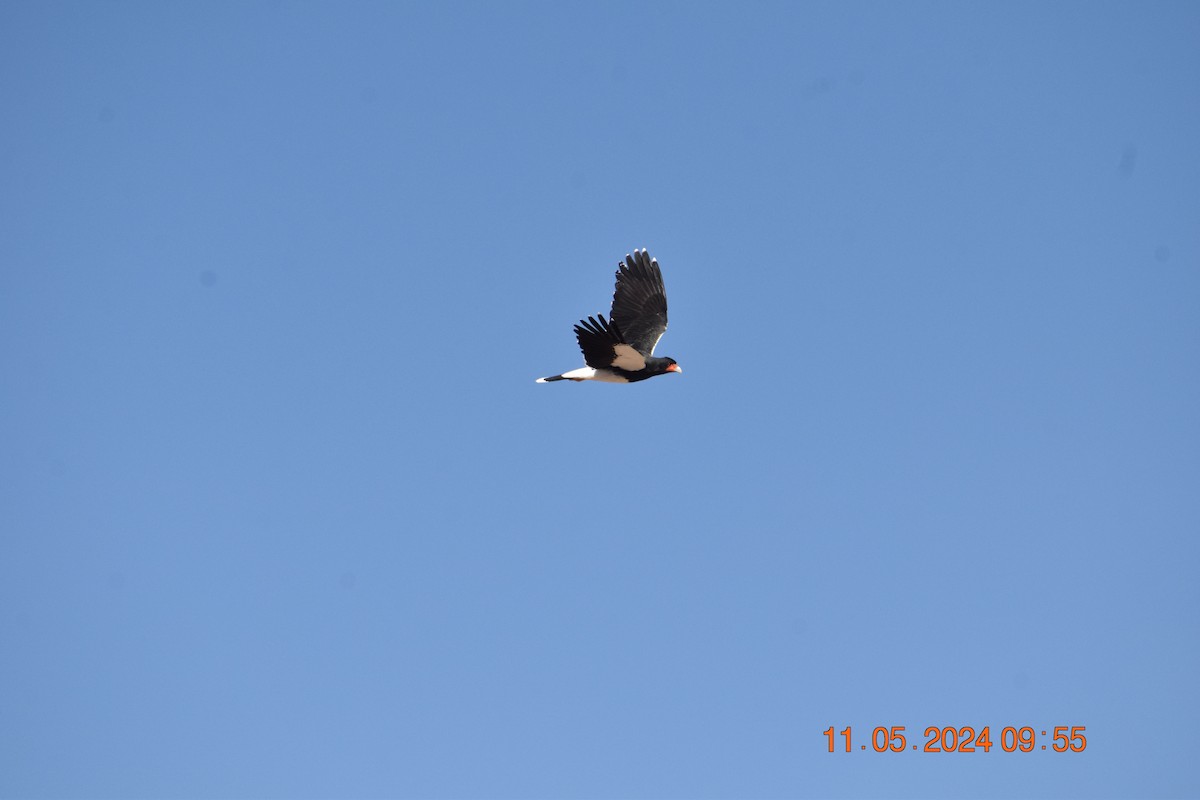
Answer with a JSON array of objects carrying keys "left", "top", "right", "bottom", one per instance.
[{"left": 537, "top": 248, "right": 681, "bottom": 384}]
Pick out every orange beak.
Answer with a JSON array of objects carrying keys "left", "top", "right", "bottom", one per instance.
[{"left": 666, "top": 364, "right": 682, "bottom": 374}]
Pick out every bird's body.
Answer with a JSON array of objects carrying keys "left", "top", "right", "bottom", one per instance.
[{"left": 537, "top": 249, "right": 681, "bottom": 384}]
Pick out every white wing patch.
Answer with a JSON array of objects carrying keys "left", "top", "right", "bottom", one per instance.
[
  {"left": 552, "top": 367, "right": 630, "bottom": 383},
  {"left": 611, "top": 344, "right": 646, "bottom": 371}
]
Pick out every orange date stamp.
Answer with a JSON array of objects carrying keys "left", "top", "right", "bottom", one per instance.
[{"left": 823, "top": 725, "right": 1087, "bottom": 753}]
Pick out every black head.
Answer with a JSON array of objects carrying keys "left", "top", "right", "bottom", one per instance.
[{"left": 646, "top": 356, "right": 682, "bottom": 376}]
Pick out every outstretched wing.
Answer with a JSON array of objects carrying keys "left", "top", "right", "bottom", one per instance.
[
  {"left": 610, "top": 249, "right": 668, "bottom": 356},
  {"left": 574, "top": 315, "right": 647, "bottom": 371}
]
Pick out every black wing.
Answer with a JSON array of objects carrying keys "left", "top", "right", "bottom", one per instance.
[
  {"left": 610, "top": 249, "right": 668, "bottom": 356},
  {"left": 574, "top": 315, "right": 647, "bottom": 371}
]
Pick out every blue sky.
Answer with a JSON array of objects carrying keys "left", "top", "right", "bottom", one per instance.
[{"left": 2, "top": 1, "right": 1197, "bottom": 797}]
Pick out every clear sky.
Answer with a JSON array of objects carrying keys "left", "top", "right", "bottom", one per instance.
[{"left": 2, "top": 2, "right": 1197, "bottom": 798}]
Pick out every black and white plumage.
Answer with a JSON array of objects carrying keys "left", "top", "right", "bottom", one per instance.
[{"left": 537, "top": 248, "right": 681, "bottom": 384}]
